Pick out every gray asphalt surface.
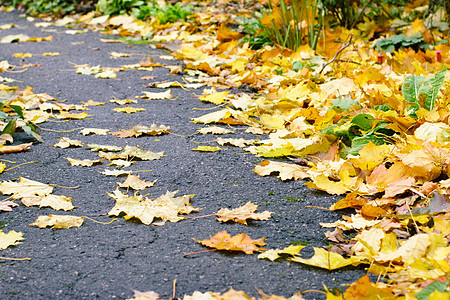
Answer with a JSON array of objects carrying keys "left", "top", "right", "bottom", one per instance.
[{"left": 0, "top": 10, "right": 365, "bottom": 299}]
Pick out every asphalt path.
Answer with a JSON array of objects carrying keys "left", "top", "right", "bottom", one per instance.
[{"left": 0, "top": 10, "right": 365, "bottom": 299}]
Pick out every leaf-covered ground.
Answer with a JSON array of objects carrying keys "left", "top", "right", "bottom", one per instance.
[{"left": 0, "top": 0, "right": 450, "bottom": 299}]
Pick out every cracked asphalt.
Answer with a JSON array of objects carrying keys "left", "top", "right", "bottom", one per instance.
[{"left": 0, "top": 10, "right": 365, "bottom": 300}]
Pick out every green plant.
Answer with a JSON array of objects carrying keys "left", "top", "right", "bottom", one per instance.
[
  {"left": 97, "top": 0, "right": 144, "bottom": 16},
  {"left": 402, "top": 67, "right": 447, "bottom": 117},
  {"left": 261, "top": 0, "right": 324, "bottom": 51},
  {"left": 236, "top": 16, "right": 273, "bottom": 49},
  {"left": 374, "top": 33, "right": 427, "bottom": 53},
  {"left": 133, "top": 1, "right": 193, "bottom": 24}
]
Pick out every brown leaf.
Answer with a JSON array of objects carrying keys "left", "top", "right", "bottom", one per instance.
[
  {"left": 215, "top": 202, "right": 273, "bottom": 225},
  {"left": 194, "top": 231, "right": 266, "bottom": 254},
  {"left": 0, "top": 142, "right": 32, "bottom": 154}
]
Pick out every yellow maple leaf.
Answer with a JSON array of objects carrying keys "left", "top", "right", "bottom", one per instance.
[
  {"left": 53, "top": 137, "right": 83, "bottom": 149},
  {"left": 289, "top": 247, "right": 367, "bottom": 270},
  {"left": 199, "top": 91, "right": 230, "bottom": 105},
  {"left": 0, "top": 177, "right": 52, "bottom": 199},
  {"left": 108, "top": 189, "right": 198, "bottom": 225},
  {"left": 215, "top": 202, "right": 273, "bottom": 225},
  {"left": 197, "top": 126, "right": 235, "bottom": 135},
  {"left": 30, "top": 215, "right": 84, "bottom": 229},
  {"left": 0, "top": 143, "right": 33, "bottom": 154},
  {"left": 192, "top": 146, "right": 223, "bottom": 152},
  {"left": 139, "top": 90, "right": 173, "bottom": 100},
  {"left": 0, "top": 230, "right": 24, "bottom": 249},
  {"left": 349, "top": 142, "right": 392, "bottom": 171},
  {"left": 373, "top": 233, "right": 431, "bottom": 264},
  {"left": 306, "top": 174, "right": 350, "bottom": 195},
  {"left": 117, "top": 174, "right": 156, "bottom": 190},
  {"left": 67, "top": 158, "right": 103, "bottom": 167},
  {"left": 55, "top": 111, "right": 90, "bottom": 119},
  {"left": 13, "top": 52, "right": 32, "bottom": 58},
  {"left": 80, "top": 128, "right": 110, "bottom": 135},
  {"left": 217, "top": 138, "right": 255, "bottom": 148},
  {"left": 39, "top": 195, "right": 75, "bottom": 211},
  {"left": 253, "top": 160, "right": 309, "bottom": 181},
  {"left": 113, "top": 107, "right": 146, "bottom": 114},
  {"left": 258, "top": 245, "right": 305, "bottom": 261}
]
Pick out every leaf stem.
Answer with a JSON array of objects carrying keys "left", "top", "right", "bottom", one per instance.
[
  {"left": 183, "top": 249, "right": 217, "bottom": 257},
  {"left": 0, "top": 256, "right": 31, "bottom": 261},
  {"left": 82, "top": 216, "right": 117, "bottom": 225},
  {"left": 4, "top": 161, "right": 38, "bottom": 172}
]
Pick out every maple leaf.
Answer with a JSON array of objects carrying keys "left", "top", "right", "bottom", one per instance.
[
  {"left": 117, "top": 174, "right": 156, "bottom": 190},
  {"left": 253, "top": 160, "right": 309, "bottom": 181},
  {"left": 192, "top": 146, "right": 223, "bottom": 152},
  {"left": 197, "top": 126, "right": 235, "bottom": 135},
  {"left": 120, "top": 146, "right": 164, "bottom": 160},
  {"left": 87, "top": 144, "right": 123, "bottom": 152},
  {"left": 258, "top": 245, "right": 305, "bottom": 261},
  {"left": 0, "top": 200, "right": 18, "bottom": 212},
  {"left": 0, "top": 142, "right": 32, "bottom": 154},
  {"left": 199, "top": 91, "right": 230, "bottom": 105},
  {"left": 39, "top": 195, "right": 75, "bottom": 211},
  {"left": 194, "top": 231, "right": 266, "bottom": 254},
  {"left": 113, "top": 107, "right": 146, "bottom": 114},
  {"left": 139, "top": 90, "right": 173, "bottom": 100},
  {"left": 55, "top": 111, "right": 90, "bottom": 119},
  {"left": 217, "top": 138, "right": 255, "bottom": 148},
  {"left": 215, "top": 202, "right": 273, "bottom": 225},
  {"left": 289, "top": 247, "right": 367, "bottom": 270},
  {"left": 80, "top": 128, "right": 110, "bottom": 136},
  {"left": 108, "top": 189, "right": 199, "bottom": 225},
  {"left": 53, "top": 137, "right": 83, "bottom": 149},
  {"left": 67, "top": 158, "right": 103, "bottom": 167},
  {"left": 0, "top": 177, "right": 53, "bottom": 199},
  {"left": 30, "top": 215, "right": 84, "bottom": 229},
  {"left": 101, "top": 169, "right": 133, "bottom": 176},
  {"left": 343, "top": 275, "right": 394, "bottom": 299},
  {"left": 0, "top": 230, "right": 23, "bottom": 249},
  {"left": 82, "top": 100, "right": 105, "bottom": 106},
  {"left": 110, "top": 124, "right": 170, "bottom": 138},
  {"left": 108, "top": 159, "right": 133, "bottom": 168},
  {"left": 109, "top": 98, "right": 138, "bottom": 105}
]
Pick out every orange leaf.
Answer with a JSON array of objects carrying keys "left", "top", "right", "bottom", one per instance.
[
  {"left": 194, "top": 231, "right": 266, "bottom": 254},
  {"left": 217, "top": 23, "right": 243, "bottom": 43},
  {"left": 330, "top": 192, "right": 367, "bottom": 210},
  {"left": 361, "top": 205, "right": 387, "bottom": 220},
  {"left": 343, "top": 275, "right": 394, "bottom": 300}
]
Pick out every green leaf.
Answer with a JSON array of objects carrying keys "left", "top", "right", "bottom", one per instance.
[
  {"left": 415, "top": 280, "right": 449, "bottom": 300},
  {"left": 330, "top": 98, "right": 360, "bottom": 111},
  {"left": 422, "top": 67, "right": 446, "bottom": 110},
  {"left": 2, "top": 119, "right": 16, "bottom": 136},
  {"left": 402, "top": 74, "right": 425, "bottom": 103},
  {"left": 9, "top": 105, "right": 24, "bottom": 119},
  {"left": 351, "top": 114, "right": 374, "bottom": 131}
]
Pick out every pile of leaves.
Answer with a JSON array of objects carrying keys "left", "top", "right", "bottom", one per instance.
[{"left": 1, "top": 0, "right": 450, "bottom": 298}]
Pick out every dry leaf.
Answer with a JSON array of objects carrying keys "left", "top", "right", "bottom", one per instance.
[
  {"left": 86, "top": 144, "right": 123, "bottom": 152},
  {"left": 192, "top": 146, "right": 223, "bottom": 152},
  {"left": 39, "top": 195, "right": 75, "bottom": 211},
  {"left": 53, "top": 137, "right": 83, "bottom": 149},
  {"left": 0, "top": 230, "right": 23, "bottom": 249},
  {"left": 139, "top": 90, "right": 173, "bottom": 100},
  {"left": 0, "top": 177, "right": 53, "bottom": 199},
  {"left": 0, "top": 200, "right": 18, "bottom": 212},
  {"left": 108, "top": 189, "right": 199, "bottom": 225},
  {"left": 118, "top": 174, "right": 156, "bottom": 190},
  {"left": 195, "top": 231, "right": 266, "bottom": 254},
  {"left": 197, "top": 126, "right": 235, "bottom": 135},
  {"left": 30, "top": 214, "right": 84, "bottom": 229},
  {"left": 67, "top": 158, "right": 103, "bottom": 167},
  {"left": 217, "top": 138, "right": 255, "bottom": 147},
  {"left": 113, "top": 107, "right": 146, "bottom": 114},
  {"left": 0, "top": 143, "right": 32, "bottom": 154},
  {"left": 215, "top": 202, "right": 273, "bottom": 225},
  {"left": 80, "top": 128, "right": 109, "bottom": 135}
]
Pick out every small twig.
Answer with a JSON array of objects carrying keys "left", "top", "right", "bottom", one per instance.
[
  {"left": 302, "top": 290, "right": 327, "bottom": 295},
  {"left": 319, "top": 33, "right": 353, "bottom": 74},
  {"left": 305, "top": 205, "right": 331, "bottom": 211},
  {"left": 183, "top": 249, "right": 217, "bottom": 257},
  {"left": 184, "top": 214, "right": 216, "bottom": 220},
  {"left": 36, "top": 125, "right": 82, "bottom": 133},
  {"left": 4, "top": 161, "right": 37, "bottom": 172},
  {"left": 170, "top": 279, "right": 177, "bottom": 300},
  {"left": 0, "top": 159, "right": 16, "bottom": 164},
  {"left": 0, "top": 256, "right": 31, "bottom": 261},
  {"left": 82, "top": 216, "right": 117, "bottom": 225}
]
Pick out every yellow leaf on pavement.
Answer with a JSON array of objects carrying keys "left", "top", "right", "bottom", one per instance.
[
  {"left": 53, "top": 137, "right": 83, "bottom": 149},
  {"left": 258, "top": 245, "right": 305, "bottom": 261},
  {"left": 30, "top": 215, "right": 84, "bottom": 229},
  {"left": 253, "top": 160, "right": 309, "bottom": 181},
  {"left": 113, "top": 107, "right": 146, "bottom": 114},
  {"left": 192, "top": 146, "right": 223, "bottom": 152},
  {"left": 215, "top": 202, "right": 273, "bottom": 225},
  {"left": 0, "top": 142, "right": 32, "bottom": 154},
  {"left": 80, "top": 128, "right": 110, "bottom": 135},
  {"left": 0, "top": 177, "right": 53, "bottom": 199},
  {"left": 197, "top": 126, "right": 235, "bottom": 135},
  {"left": 289, "top": 247, "right": 367, "bottom": 270},
  {"left": 195, "top": 231, "right": 266, "bottom": 254},
  {"left": 199, "top": 91, "right": 230, "bottom": 105},
  {"left": 67, "top": 158, "right": 102, "bottom": 167},
  {"left": 349, "top": 142, "right": 392, "bottom": 171},
  {"left": 39, "top": 195, "right": 75, "bottom": 211},
  {"left": 139, "top": 90, "right": 173, "bottom": 100},
  {"left": 0, "top": 230, "right": 23, "bottom": 249},
  {"left": 117, "top": 174, "right": 156, "bottom": 190}
]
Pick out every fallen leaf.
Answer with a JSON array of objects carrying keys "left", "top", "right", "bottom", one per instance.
[
  {"left": 113, "top": 107, "right": 146, "bottom": 114},
  {"left": 108, "top": 159, "right": 133, "bottom": 168},
  {"left": 192, "top": 146, "right": 223, "bottom": 152},
  {"left": 109, "top": 51, "right": 131, "bottom": 59},
  {"left": 39, "top": 195, "right": 75, "bottom": 211},
  {"left": 197, "top": 126, "right": 235, "bottom": 135},
  {"left": 215, "top": 202, "right": 273, "bottom": 225},
  {"left": 258, "top": 245, "right": 305, "bottom": 261},
  {"left": 253, "top": 160, "right": 309, "bottom": 181},
  {"left": 139, "top": 90, "right": 173, "bottom": 100},
  {"left": 53, "top": 137, "right": 83, "bottom": 149},
  {"left": 80, "top": 128, "right": 110, "bottom": 135},
  {"left": 0, "top": 143, "right": 32, "bottom": 154},
  {"left": 0, "top": 177, "right": 52, "bottom": 199},
  {"left": 343, "top": 275, "right": 394, "bottom": 300},
  {"left": 109, "top": 98, "right": 138, "bottom": 105},
  {"left": 289, "top": 247, "right": 367, "bottom": 270},
  {"left": 0, "top": 230, "right": 23, "bottom": 249},
  {"left": 82, "top": 100, "right": 105, "bottom": 106},
  {"left": 86, "top": 144, "right": 123, "bottom": 152},
  {"left": 101, "top": 169, "right": 133, "bottom": 176},
  {"left": 195, "top": 231, "right": 266, "bottom": 254},
  {"left": 108, "top": 189, "right": 199, "bottom": 225},
  {"left": 30, "top": 215, "right": 84, "bottom": 229},
  {"left": 67, "top": 158, "right": 103, "bottom": 167},
  {"left": 217, "top": 138, "right": 255, "bottom": 147},
  {"left": 117, "top": 174, "right": 156, "bottom": 190},
  {"left": 55, "top": 111, "right": 90, "bottom": 119},
  {"left": 0, "top": 201, "right": 18, "bottom": 212}
]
